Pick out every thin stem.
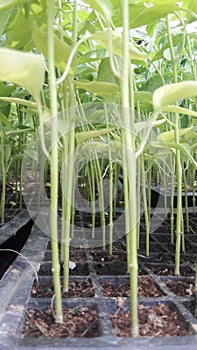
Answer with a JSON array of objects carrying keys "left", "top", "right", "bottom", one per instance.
[
  {"left": 120, "top": 0, "right": 138, "bottom": 338},
  {"left": 0, "top": 123, "right": 5, "bottom": 224},
  {"left": 167, "top": 15, "right": 183, "bottom": 276},
  {"left": 48, "top": 0, "right": 63, "bottom": 323}
]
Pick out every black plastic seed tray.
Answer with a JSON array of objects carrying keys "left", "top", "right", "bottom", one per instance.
[{"left": 0, "top": 223, "right": 197, "bottom": 350}]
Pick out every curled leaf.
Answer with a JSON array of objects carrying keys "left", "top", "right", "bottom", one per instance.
[
  {"left": 153, "top": 81, "right": 197, "bottom": 111},
  {"left": 0, "top": 48, "right": 45, "bottom": 100}
]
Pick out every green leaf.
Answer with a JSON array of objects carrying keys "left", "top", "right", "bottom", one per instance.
[
  {"left": 84, "top": 0, "right": 112, "bottom": 21},
  {"left": 0, "top": 0, "right": 28, "bottom": 10},
  {"left": 163, "top": 105, "right": 197, "bottom": 118},
  {"left": 135, "top": 0, "right": 180, "bottom": 3},
  {"left": 0, "top": 8, "right": 12, "bottom": 36},
  {"left": 151, "top": 35, "right": 182, "bottom": 63},
  {"left": 134, "top": 91, "right": 153, "bottom": 104},
  {"left": 129, "top": 3, "right": 179, "bottom": 28},
  {"left": 10, "top": 12, "right": 33, "bottom": 50},
  {"left": 91, "top": 30, "right": 148, "bottom": 61},
  {"left": 157, "top": 128, "right": 191, "bottom": 143},
  {"left": 32, "top": 24, "right": 75, "bottom": 73},
  {"left": 74, "top": 81, "right": 119, "bottom": 101},
  {"left": 5, "top": 127, "right": 33, "bottom": 136},
  {"left": 97, "top": 57, "right": 118, "bottom": 85},
  {"left": 166, "top": 143, "right": 197, "bottom": 168},
  {"left": 79, "top": 140, "right": 121, "bottom": 154},
  {"left": 78, "top": 49, "right": 107, "bottom": 64},
  {"left": 0, "top": 112, "right": 12, "bottom": 128},
  {"left": 0, "top": 48, "right": 45, "bottom": 100},
  {"left": 139, "top": 74, "right": 164, "bottom": 93},
  {"left": 152, "top": 140, "right": 197, "bottom": 167},
  {"left": 112, "top": 2, "right": 179, "bottom": 29},
  {"left": 0, "top": 97, "right": 38, "bottom": 108},
  {"left": 75, "top": 127, "right": 115, "bottom": 145},
  {"left": 153, "top": 81, "right": 197, "bottom": 111}
]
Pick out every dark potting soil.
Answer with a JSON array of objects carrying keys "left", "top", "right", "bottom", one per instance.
[
  {"left": 89, "top": 250, "right": 126, "bottom": 262},
  {"left": 23, "top": 305, "right": 100, "bottom": 338},
  {"left": 43, "top": 250, "right": 87, "bottom": 262},
  {"left": 101, "top": 275, "right": 163, "bottom": 298},
  {"left": 31, "top": 278, "right": 94, "bottom": 298},
  {"left": 110, "top": 302, "right": 192, "bottom": 337},
  {"left": 38, "top": 262, "right": 90, "bottom": 276},
  {"left": 144, "top": 263, "right": 195, "bottom": 276},
  {"left": 165, "top": 278, "right": 195, "bottom": 297}
]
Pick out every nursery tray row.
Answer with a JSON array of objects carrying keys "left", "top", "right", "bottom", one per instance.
[{"left": 0, "top": 211, "right": 196, "bottom": 349}]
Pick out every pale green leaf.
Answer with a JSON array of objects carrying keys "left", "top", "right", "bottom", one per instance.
[
  {"left": 84, "top": 0, "right": 112, "bottom": 21},
  {"left": 0, "top": 0, "right": 28, "bottom": 10},
  {"left": 112, "top": 2, "right": 179, "bottom": 28},
  {"left": 167, "top": 143, "right": 197, "bottom": 168},
  {"left": 79, "top": 140, "right": 121, "bottom": 154},
  {"left": 91, "top": 30, "right": 148, "bottom": 61},
  {"left": 134, "top": 121, "right": 148, "bottom": 134},
  {"left": 153, "top": 81, "right": 197, "bottom": 111},
  {"left": 32, "top": 25, "right": 76, "bottom": 73},
  {"left": 5, "top": 128, "right": 33, "bottom": 136},
  {"left": 163, "top": 105, "right": 197, "bottom": 118},
  {"left": 134, "top": 91, "right": 153, "bottom": 104},
  {"left": 0, "top": 48, "right": 45, "bottom": 100},
  {"left": 0, "top": 97, "right": 38, "bottom": 108},
  {"left": 0, "top": 97, "right": 50, "bottom": 118},
  {"left": 74, "top": 81, "right": 119, "bottom": 101},
  {"left": 157, "top": 127, "right": 191, "bottom": 143},
  {"left": 75, "top": 127, "right": 115, "bottom": 145},
  {"left": 135, "top": 0, "right": 180, "bottom": 4}
]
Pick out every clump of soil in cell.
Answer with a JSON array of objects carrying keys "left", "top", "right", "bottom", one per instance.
[
  {"left": 23, "top": 306, "right": 100, "bottom": 338},
  {"left": 101, "top": 276, "right": 163, "bottom": 298},
  {"left": 110, "top": 302, "right": 192, "bottom": 337},
  {"left": 31, "top": 279, "right": 94, "bottom": 298}
]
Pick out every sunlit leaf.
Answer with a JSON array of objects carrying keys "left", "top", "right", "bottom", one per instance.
[
  {"left": 0, "top": 97, "right": 38, "bottom": 108},
  {"left": 74, "top": 81, "right": 119, "bottom": 101},
  {"left": 0, "top": 0, "right": 28, "bottom": 10},
  {"left": 75, "top": 127, "right": 115, "bottom": 145},
  {"left": 153, "top": 81, "right": 197, "bottom": 111},
  {"left": 157, "top": 128, "right": 191, "bottom": 142},
  {"left": 84, "top": 0, "right": 112, "bottom": 21},
  {"left": 0, "top": 48, "right": 45, "bottom": 100},
  {"left": 79, "top": 140, "right": 121, "bottom": 154},
  {"left": 163, "top": 105, "right": 197, "bottom": 118},
  {"left": 112, "top": 2, "right": 179, "bottom": 28},
  {"left": 134, "top": 91, "right": 153, "bottom": 104},
  {"left": 32, "top": 24, "right": 76, "bottom": 73},
  {"left": 91, "top": 30, "right": 148, "bottom": 61}
]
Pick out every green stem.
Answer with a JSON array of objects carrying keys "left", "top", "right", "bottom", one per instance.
[
  {"left": 120, "top": 0, "right": 138, "bottom": 338},
  {"left": 167, "top": 15, "right": 183, "bottom": 276},
  {"left": 0, "top": 123, "right": 5, "bottom": 224},
  {"left": 141, "top": 154, "right": 149, "bottom": 256},
  {"left": 63, "top": 78, "right": 76, "bottom": 292},
  {"left": 48, "top": 0, "right": 63, "bottom": 323}
]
